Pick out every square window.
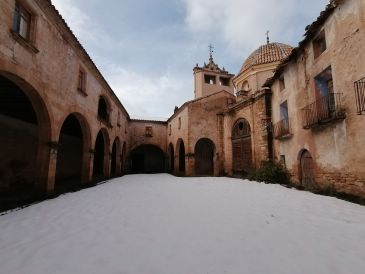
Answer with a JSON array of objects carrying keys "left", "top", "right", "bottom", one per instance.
[
  {"left": 313, "top": 30, "right": 327, "bottom": 59},
  {"left": 13, "top": 3, "right": 31, "bottom": 40}
]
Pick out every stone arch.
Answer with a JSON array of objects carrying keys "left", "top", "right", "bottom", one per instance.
[
  {"left": 232, "top": 118, "right": 253, "bottom": 177},
  {"left": 93, "top": 128, "right": 110, "bottom": 180},
  {"left": 0, "top": 72, "right": 52, "bottom": 194},
  {"left": 121, "top": 141, "right": 127, "bottom": 174},
  {"left": 111, "top": 137, "right": 121, "bottom": 177},
  {"left": 168, "top": 143, "right": 174, "bottom": 174},
  {"left": 176, "top": 138, "right": 186, "bottom": 175},
  {"left": 129, "top": 144, "right": 165, "bottom": 174},
  {"left": 194, "top": 138, "right": 215, "bottom": 176},
  {"left": 55, "top": 113, "right": 91, "bottom": 191},
  {"left": 298, "top": 149, "right": 316, "bottom": 189}
]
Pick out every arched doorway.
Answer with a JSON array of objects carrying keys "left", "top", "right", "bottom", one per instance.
[
  {"left": 93, "top": 130, "right": 109, "bottom": 180},
  {"left": 177, "top": 139, "right": 185, "bottom": 175},
  {"left": 194, "top": 138, "right": 215, "bottom": 175},
  {"left": 168, "top": 143, "right": 174, "bottom": 174},
  {"left": 300, "top": 150, "right": 316, "bottom": 189},
  {"left": 111, "top": 137, "right": 121, "bottom": 177},
  {"left": 130, "top": 145, "right": 165, "bottom": 173},
  {"left": 232, "top": 118, "right": 253, "bottom": 177},
  {"left": 55, "top": 114, "right": 85, "bottom": 191},
  {"left": 0, "top": 74, "right": 50, "bottom": 196}
]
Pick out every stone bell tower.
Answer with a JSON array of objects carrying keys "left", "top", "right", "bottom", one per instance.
[{"left": 193, "top": 45, "right": 235, "bottom": 99}]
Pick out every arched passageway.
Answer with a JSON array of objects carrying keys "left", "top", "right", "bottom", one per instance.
[
  {"left": 232, "top": 118, "right": 253, "bottom": 177},
  {"left": 0, "top": 74, "right": 50, "bottom": 196},
  {"left": 168, "top": 143, "right": 174, "bottom": 174},
  {"left": 55, "top": 114, "right": 84, "bottom": 191},
  {"left": 194, "top": 138, "right": 215, "bottom": 176},
  {"left": 300, "top": 150, "right": 316, "bottom": 189},
  {"left": 130, "top": 145, "right": 165, "bottom": 174},
  {"left": 121, "top": 142, "right": 126, "bottom": 174},
  {"left": 93, "top": 130, "right": 107, "bottom": 180},
  {"left": 177, "top": 139, "right": 185, "bottom": 175},
  {"left": 111, "top": 138, "right": 121, "bottom": 177}
]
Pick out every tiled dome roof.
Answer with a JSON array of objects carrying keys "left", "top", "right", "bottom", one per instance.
[{"left": 239, "top": 43, "right": 293, "bottom": 74}]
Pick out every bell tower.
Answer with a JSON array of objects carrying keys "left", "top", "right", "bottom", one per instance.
[{"left": 193, "top": 45, "right": 235, "bottom": 99}]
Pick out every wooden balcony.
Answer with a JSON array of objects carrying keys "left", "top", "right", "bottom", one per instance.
[
  {"left": 302, "top": 93, "right": 345, "bottom": 129},
  {"left": 273, "top": 118, "right": 292, "bottom": 139}
]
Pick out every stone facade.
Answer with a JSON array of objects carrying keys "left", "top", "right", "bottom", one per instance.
[{"left": 268, "top": 0, "right": 365, "bottom": 197}]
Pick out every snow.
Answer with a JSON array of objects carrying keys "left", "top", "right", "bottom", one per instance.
[{"left": 0, "top": 174, "right": 364, "bottom": 274}]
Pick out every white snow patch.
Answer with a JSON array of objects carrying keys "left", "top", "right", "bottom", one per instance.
[{"left": 0, "top": 174, "right": 364, "bottom": 274}]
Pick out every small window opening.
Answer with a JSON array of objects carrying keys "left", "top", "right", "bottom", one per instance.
[
  {"left": 279, "top": 74, "right": 285, "bottom": 91},
  {"left": 98, "top": 96, "right": 109, "bottom": 122},
  {"left": 145, "top": 126, "right": 153, "bottom": 137},
  {"left": 78, "top": 69, "right": 86, "bottom": 92},
  {"left": 169, "top": 124, "right": 172, "bottom": 136},
  {"left": 315, "top": 66, "right": 333, "bottom": 98},
  {"left": 280, "top": 155, "right": 286, "bottom": 167},
  {"left": 117, "top": 112, "right": 121, "bottom": 127},
  {"left": 313, "top": 30, "right": 327, "bottom": 59},
  {"left": 13, "top": 4, "right": 31, "bottom": 40},
  {"left": 204, "top": 75, "right": 216, "bottom": 85},
  {"left": 178, "top": 117, "right": 181, "bottom": 129}
]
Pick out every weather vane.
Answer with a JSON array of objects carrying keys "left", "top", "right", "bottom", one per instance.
[
  {"left": 266, "top": 30, "right": 270, "bottom": 44},
  {"left": 209, "top": 44, "right": 214, "bottom": 60}
]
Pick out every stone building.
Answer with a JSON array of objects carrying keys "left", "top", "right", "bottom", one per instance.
[
  {"left": 266, "top": 0, "right": 365, "bottom": 197},
  {"left": 0, "top": 0, "right": 364, "bottom": 204}
]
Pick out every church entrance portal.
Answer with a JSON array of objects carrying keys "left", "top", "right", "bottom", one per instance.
[{"left": 232, "top": 119, "right": 253, "bottom": 177}]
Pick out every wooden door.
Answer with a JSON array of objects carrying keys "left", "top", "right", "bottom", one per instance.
[{"left": 301, "top": 151, "right": 315, "bottom": 188}]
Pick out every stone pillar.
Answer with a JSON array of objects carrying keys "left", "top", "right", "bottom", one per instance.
[{"left": 44, "top": 141, "right": 59, "bottom": 194}]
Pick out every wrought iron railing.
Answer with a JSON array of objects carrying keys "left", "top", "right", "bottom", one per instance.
[
  {"left": 302, "top": 93, "right": 345, "bottom": 129},
  {"left": 273, "top": 118, "right": 292, "bottom": 139},
  {"left": 354, "top": 77, "right": 365, "bottom": 114}
]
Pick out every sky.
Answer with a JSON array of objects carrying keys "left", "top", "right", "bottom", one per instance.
[{"left": 51, "top": 0, "right": 328, "bottom": 119}]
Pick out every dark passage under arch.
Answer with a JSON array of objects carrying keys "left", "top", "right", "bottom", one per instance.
[
  {"left": 55, "top": 114, "right": 83, "bottom": 191},
  {"left": 93, "top": 131, "right": 105, "bottom": 179},
  {"left": 130, "top": 145, "right": 165, "bottom": 174}
]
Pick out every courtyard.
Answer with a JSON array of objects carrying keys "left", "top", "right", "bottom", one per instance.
[{"left": 0, "top": 174, "right": 364, "bottom": 274}]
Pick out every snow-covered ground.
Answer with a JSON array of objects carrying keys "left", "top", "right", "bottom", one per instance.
[{"left": 0, "top": 174, "right": 364, "bottom": 274}]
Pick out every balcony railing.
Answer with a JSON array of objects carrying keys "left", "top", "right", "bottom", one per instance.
[
  {"left": 354, "top": 77, "right": 365, "bottom": 114},
  {"left": 273, "top": 118, "right": 292, "bottom": 139},
  {"left": 302, "top": 93, "right": 345, "bottom": 129}
]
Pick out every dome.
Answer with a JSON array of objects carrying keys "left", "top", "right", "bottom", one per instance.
[{"left": 239, "top": 43, "right": 293, "bottom": 74}]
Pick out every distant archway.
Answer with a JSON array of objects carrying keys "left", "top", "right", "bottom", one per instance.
[
  {"left": 232, "top": 118, "right": 253, "bottom": 177},
  {"left": 93, "top": 129, "right": 110, "bottom": 180},
  {"left": 121, "top": 142, "right": 126, "bottom": 174},
  {"left": 129, "top": 145, "right": 165, "bottom": 173},
  {"left": 194, "top": 138, "right": 215, "bottom": 176},
  {"left": 176, "top": 139, "right": 185, "bottom": 175},
  {"left": 111, "top": 137, "right": 121, "bottom": 177},
  {"left": 168, "top": 143, "right": 174, "bottom": 174},
  {"left": 0, "top": 73, "right": 51, "bottom": 193}
]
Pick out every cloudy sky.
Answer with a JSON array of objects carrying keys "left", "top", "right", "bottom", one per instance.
[{"left": 52, "top": 0, "right": 328, "bottom": 119}]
